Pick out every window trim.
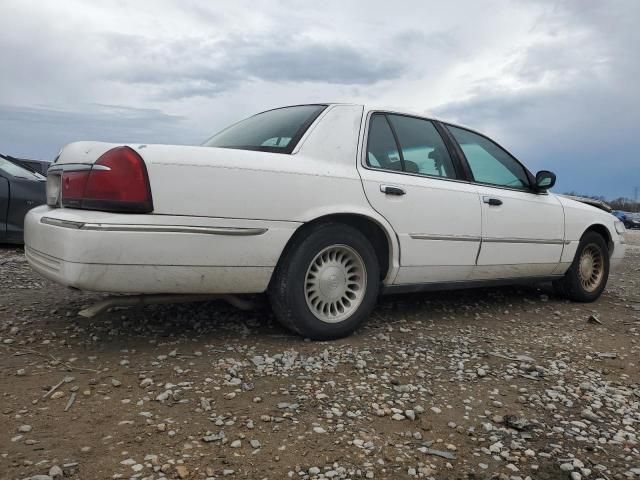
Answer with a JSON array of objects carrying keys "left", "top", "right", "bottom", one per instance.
[
  {"left": 203, "top": 104, "right": 328, "bottom": 155},
  {"left": 383, "top": 114, "right": 406, "bottom": 172},
  {"left": 363, "top": 111, "right": 464, "bottom": 181},
  {"left": 443, "top": 123, "right": 537, "bottom": 192}
]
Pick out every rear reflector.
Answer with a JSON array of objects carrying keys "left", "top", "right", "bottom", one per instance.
[
  {"left": 61, "top": 170, "right": 89, "bottom": 207},
  {"left": 61, "top": 146, "right": 153, "bottom": 213}
]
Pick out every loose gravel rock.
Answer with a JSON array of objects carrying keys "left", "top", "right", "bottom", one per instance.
[{"left": 1, "top": 232, "right": 639, "bottom": 479}]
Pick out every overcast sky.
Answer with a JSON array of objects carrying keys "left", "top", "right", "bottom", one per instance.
[{"left": 1, "top": 0, "right": 638, "bottom": 199}]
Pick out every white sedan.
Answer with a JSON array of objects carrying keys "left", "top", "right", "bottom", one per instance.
[{"left": 24, "top": 104, "right": 626, "bottom": 339}]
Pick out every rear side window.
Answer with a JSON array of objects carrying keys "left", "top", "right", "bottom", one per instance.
[
  {"left": 366, "top": 113, "right": 457, "bottom": 179},
  {"left": 447, "top": 125, "right": 530, "bottom": 190},
  {"left": 367, "top": 114, "right": 402, "bottom": 171},
  {"left": 203, "top": 105, "right": 326, "bottom": 154}
]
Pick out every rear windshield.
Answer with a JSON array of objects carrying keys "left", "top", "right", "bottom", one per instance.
[{"left": 203, "top": 105, "right": 326, "bottom": 154}]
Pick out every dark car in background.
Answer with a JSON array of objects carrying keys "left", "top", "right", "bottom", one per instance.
[
  {"left": 626, "top": 212, "right": 640, "bottom": 230},
  {"left": 0, "top": 156, "right": 47, "bottom": 244},
  {"left": 613, "top": 210, "right": 640, "bottom": 230},
  {"left": 0, "top": 153, "right": 51, "bottom": 176}
]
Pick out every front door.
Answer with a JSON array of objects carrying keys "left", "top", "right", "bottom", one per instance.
[
  {"left": 358, "top": 113, "right": 482, "bottom": 284},
  {"left": 445, "top": 125, "right": 564, "bottom": 279}
]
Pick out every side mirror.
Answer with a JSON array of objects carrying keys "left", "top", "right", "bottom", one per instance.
[{"left": 535, "top": 170, "right": 556, "bottom": 191}]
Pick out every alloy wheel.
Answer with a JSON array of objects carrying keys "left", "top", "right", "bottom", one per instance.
[
  {"left": 304, "top": 244, "right": 367, "bottom": 323},
  {"left": 578, "top": 244, "right": 604, "bottom": 293}
]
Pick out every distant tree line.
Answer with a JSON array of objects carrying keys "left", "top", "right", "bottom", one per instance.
[{"left": 563, "top": 192, "right": 640, "bottom": 212}]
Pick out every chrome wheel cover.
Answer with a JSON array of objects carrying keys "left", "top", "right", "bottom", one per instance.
[
  {"left": 304, "top": 244, "right": 367, "bottom": 323},
  {"left": 578, "top": 244, "right": 604, "bottom": 293}
]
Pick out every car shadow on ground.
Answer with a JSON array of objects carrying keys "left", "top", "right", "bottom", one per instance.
[{"left": 54, "top": 281, "right": 559, "bottom": 351}]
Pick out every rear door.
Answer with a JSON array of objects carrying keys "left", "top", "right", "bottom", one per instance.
[
  {"left": 357, "top": 112, "right": 482, "bottom": 284},
  {"left": 445, "top": 124, "right": 564, "bottom": 278}
]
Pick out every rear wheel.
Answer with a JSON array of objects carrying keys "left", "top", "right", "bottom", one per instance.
[
  {"left": 269, "top": 223, "right": 380, "bottom": 340},
  {"left": 553, "top": 231, "right": 609, "bottom": 302}
]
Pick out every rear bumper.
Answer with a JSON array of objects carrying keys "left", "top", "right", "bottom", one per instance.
[{"left": 24, "top": 206, "right": 299, "bottom": 294}]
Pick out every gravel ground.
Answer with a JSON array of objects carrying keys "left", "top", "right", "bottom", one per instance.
[{"left": 1, "top": 232, "right": 639, "bottom": 480}]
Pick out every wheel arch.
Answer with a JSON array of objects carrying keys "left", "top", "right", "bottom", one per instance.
[
  {"left": 275, "top": 211, "right": 399, "bottom": 284},
  {"left": 582, "top": 223, "right": 614, "bottom": 255}
]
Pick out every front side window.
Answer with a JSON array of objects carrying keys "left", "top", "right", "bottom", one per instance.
[
  {"left": 366, "top": 113, "right": 456, "bottom": 178},
  {"left": 203, "top": 105, "right": 326, "bottom": 153},
  {"left": 447, "top": 125, "right": 530, "bottom": 190}
]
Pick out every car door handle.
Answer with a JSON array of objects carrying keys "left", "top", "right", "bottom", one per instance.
[
  {"left": 380, "top": 185, "right": 406, "bottom": 196},
  {"left": 483, "top": 196, "right": 503, "bottom": 206}
]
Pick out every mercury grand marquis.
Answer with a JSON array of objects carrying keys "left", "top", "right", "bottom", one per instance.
[{"left": 24, "top": 104, "right": 627, "bottom": 339}]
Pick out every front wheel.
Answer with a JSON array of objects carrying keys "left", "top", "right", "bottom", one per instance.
[
  {"left": 553, "top": 231, "right": 609, "bottom": 302},
  {"left": 269, "top": 223, "right": 380, "bottom": 340}
]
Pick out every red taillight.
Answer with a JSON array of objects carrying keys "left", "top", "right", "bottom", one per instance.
[
  {"left": 61, "top": 146, "right": 153, "bottom": 213},
  {"left": 61, "top": 170, "right": 90, "bottom": 207}
]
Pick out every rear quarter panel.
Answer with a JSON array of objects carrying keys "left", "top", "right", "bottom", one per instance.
[
  {"left": 143, "top": 104, "right": 370, "bottom": 222},
  {"left": 44, "top": 105, "right": 401, "bottom": 284}
]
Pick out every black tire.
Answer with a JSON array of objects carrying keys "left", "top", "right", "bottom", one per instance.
[
  {"left": 552, "top": 231, "right": 609, "bottom": 302},
  {"left": 268, "top": 222, "right": 380, "bottom": 340}
]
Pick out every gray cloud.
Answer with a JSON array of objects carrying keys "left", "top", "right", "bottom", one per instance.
[
  {"left": 0, "top": 0, "right": 638, "bottom": 199},
  {"left": 244, "top": 43, "right": 402, "bottom": 85},
  {"left": 101, "top": 33, "right": 405, "bottom": 100},
  {"left": 435, "top": 86, "right": 639, "bottom": 198},
  {"left": 0, "top": 104, "right": 193, "bottom": 160},
  {"left": 0, "top": 4, "right": 406, "bottom": 105},
  {"left": 432, "top": 0, "right": 640, "bottom": 199}
]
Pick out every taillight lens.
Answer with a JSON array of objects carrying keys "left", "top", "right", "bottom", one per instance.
[
  {"left": 61, "top": 146, "right": 153, "bottom": 213},
  {"left": 61, "top": 170, "right": 90, "bottom": 207}
]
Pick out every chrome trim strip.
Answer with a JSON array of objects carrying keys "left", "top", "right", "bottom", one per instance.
[
  {"left": 80, "top": 224, "right": 268, "bottom": 236},
  {"left": 408, "top": 232, "right": 569, "bottom": 246},
  {"left": 410, "top": 233, "right": 481, "bottom": 242},
  {"left": 40, "top": 217, "right": 268, "bottom": 236},
  {"left": 47, "top": 163, "right": 93, "bottom": 172},
  {"left": 41, "top": 217, "right": 85, "bottom": 229},
  {"left": 483, "top": 237, "right": 566, "bottom": 245}
]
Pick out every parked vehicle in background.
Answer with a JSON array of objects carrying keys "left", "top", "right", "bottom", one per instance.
[
  {"left": 624, "top": 213, "right": 640, "bottom": 230},
  {"left": 0, "top": 156, "right": 47, "bottom": 244},
  {"left": 612, "top": 210, "right": 627, "bottom": 225},
  {"left": 613, "top": 210, "right": 640, "bottom": 230},
  {"left": 0, "top": 153, "right": 50, "bottom": 176},
  {"left": 24, "top": 104, "right": 626, "bottom": 339}
]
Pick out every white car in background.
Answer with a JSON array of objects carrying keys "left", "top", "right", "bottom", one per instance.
[{"left": 24, "top": 104, "right": 626, "bottom": 339}]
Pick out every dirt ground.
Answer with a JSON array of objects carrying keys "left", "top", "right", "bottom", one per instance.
[{"left": 1, "top": 232, "right": 639, "bottom": 480}]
